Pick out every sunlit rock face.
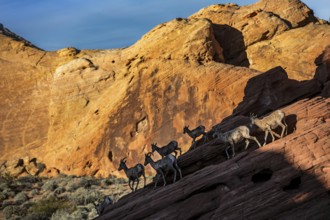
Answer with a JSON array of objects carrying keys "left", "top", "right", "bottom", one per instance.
[{"left": 0, "top": 0, "right": 329, "bottom": 179}]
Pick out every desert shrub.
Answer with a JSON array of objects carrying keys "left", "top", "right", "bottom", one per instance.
[
  {"left": 78, "top": 176, "right": 100, "bottom": 188},
  {"left": 1, "top": 188, "right": 16, "bottom": 202},
  {"left": 14, "top": 180, "right": 33, "bottom": 190},
  {"left": 30, "top": 189, "right": 39, "bottom": 197},
  {"left": 70, "top": 187, "right": 101, "bottom": 205},
  {"left": 0, "top": 182, "right": 9, "bottom": 191},
  {"left": 87, "top": 203, "right": 98, "bottom": 219},
  {"left": 28, "top": 196, "right": 76, "bottom": 219},
  {"left": 65, "top": 178, "right": 80, "bottom": 192},
  {"left": 54, "top": 186, "right": 66, "bottom": 195},
  {"left": 3, "top": 205, "right": 27, "bottom": 220},
  {"left": 50, "top": 209, "right": 71, "bottom": 220},
  {"left": 14, "top": 192, "right": 29, "bottom": 204},
  {"left": 51, "top": 175, "right": 70, "bottom": 188},
  {"left": 24, "top": 213, "right": 49, "bottom": 220},
  {"left": 101, "top": 178, "right": 115, "bottom": 186},
  {"left": 0, "top": 191, "right": 7, "bottom": 201},
  {"left": 2, "top": 200, "right": 14, "bottom": 208},
  {"left": 114, "top": 177, "right": 127, "bottom": 184},
  {"left": 17, "top": 175, "right": 40, "bottom": 184},
  {"left": 71, "top": 207, "right": 89, "bottom": 219},
  {"left": 41, "top": 179, "right": 57, "bottom": 191},
  {"left": 0, "top": 172, "right": 14, "bottom": 184},
  {"left": 4, "top": 188, "right": 16, "bottom": 198}
]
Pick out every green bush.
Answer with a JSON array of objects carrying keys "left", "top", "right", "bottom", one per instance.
[
  {"left": 54, "top": 186, "right": 66, "bottom": 195},
  {"left": 30, "top": 189, "right": 39, "bottom": 197},
  {"left": 17, "top": 175, "right": 40, "bottom": 183},
  {"left": 50, "top": 209, "right": 71, "bottom": 220},
  {"left": 28, "top": 196, "right": 76, "bottom": 219},
  {"left": 101, "top": 178, "right": 115, "bottom": 186},
  {"left": 70, "top": 187, "right": 101, "bottom": 205},
  {"left": 0, "top": 182, "right": 9, "bottom": 191},
  {"left": 41, "top": 179, "right": 57, "bottom": 191},
  {"left": 78, "top": 176, "right": 100, "bottom": 188},
  {"left": 65, "top": 178, "right": 80, "bottom": 192},
  {"left": 14, "top": 192, "right": 29, "bottom": 204},
  {"left": 3, "top": 205, "right": 27, "bottom": 220},
  {"left": 0, "top": 172, "right": 14, "bottom": 184}
]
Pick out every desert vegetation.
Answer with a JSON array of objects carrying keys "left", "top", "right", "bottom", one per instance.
[{"left": 0, "top": 172, "right": 140, "bottom": 219}]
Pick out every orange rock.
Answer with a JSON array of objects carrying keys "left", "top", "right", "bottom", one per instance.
[{"left": 0, "top": 0, "right": 329, "bottom": 179}]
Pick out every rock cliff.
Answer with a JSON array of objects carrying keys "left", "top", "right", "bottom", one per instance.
[
  {"left": 97, "top": 96, "right": 330, "bottom": 219},
  {"left": 0, "top": 0, "right": 329, "bottom": 181}
]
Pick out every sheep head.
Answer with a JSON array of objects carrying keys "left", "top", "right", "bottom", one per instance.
[
  {"left": 151, "top": 143, "right": 158, "bottom": 152},
  {"left": 118, "top": 157, "right": 127, "bottom": 171},
  {"left": 144, "top": 152, "right": 153, "bottom": 166}
]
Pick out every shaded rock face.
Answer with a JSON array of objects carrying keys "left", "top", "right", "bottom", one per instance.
[
  {"left": 96, "top": 92, "right": 330, "bottom": 220},
  {"left": 190, "top": 0, "right": 329, "bottom": 79},
  {"left": 0, "top": 0, "right": 329, "bottom": 179}
]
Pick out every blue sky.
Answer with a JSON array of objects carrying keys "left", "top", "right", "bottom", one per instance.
[{"left": 1, "top": 0, "right": 328, "bottom": 51}]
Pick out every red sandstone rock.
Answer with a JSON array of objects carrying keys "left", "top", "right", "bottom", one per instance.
[
  {"left": 96, "top": 96, "right": 330, "bottom": 219},
  {"left": 0, "top": 0, "right": 329, "bottom": 179}
]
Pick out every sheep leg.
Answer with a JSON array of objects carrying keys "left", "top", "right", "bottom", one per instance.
[
  {"left": 153, "top": 173, "right": 160, "bottom": 189},
  {"left": 263, "top": 130, "right": 269, "bottom": 146},
  {"left": 279, "top": 122, "right": 286, "bottom": 138},
  {"left": 268, "top": 127, "right": 276, "bottom": 142},
  {"left": 128, "top": 179, "right": 133, "bottom": 191},
  {"left": 174, "top": 160, "right": 183, "bottom": 179},
  {"left": 283, "top": 119, "right": 288, "bottom": 135},
  {"left": 131, "top": 180, "right": 136, "bottom": 191},
  {"left": 244, "top": 139, "right": 250, "bottom": 150},
  {"left": 225, "top": 145, "right": 231, "bottom": 159},
  {"left": 142, "top": 173, "right": 146, "bottom": 187},
  {"left": 178, "top": 148, "right": 182, "bottom": 156},
  {"left": 171, "top": 165, "right": 177, "bottom": 183},
  {"left": 230, "top": 142, "right": 235, "bottom": 158},
  {"left": 271, "top": 130, "right": 281, "bottom": 138},
  {"left": 135, "top": 178, "right": 139, "bottom": 191},
  {"left": 248, "top": 136, "right": 261, "bottom": 148},
  {"left": 159, "top": 170, "right": 166, "bottom": 187}
]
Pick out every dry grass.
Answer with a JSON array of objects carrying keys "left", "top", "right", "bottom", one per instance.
[{"left": 0, "top": 173, "right": 141, "bottom": 220}]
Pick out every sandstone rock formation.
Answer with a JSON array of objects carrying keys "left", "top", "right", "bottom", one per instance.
[
  {"left": 96, "top": 87, "right": 330, "bottom": 220},
  {"left": 190, "top": 0, "right": 330, "bottom": 79},
  {"left": 0, "top": 0, "right": 329, "bottom": 179}
]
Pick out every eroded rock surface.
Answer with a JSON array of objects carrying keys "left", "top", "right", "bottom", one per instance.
[
  {"left": 0, "top": 0, "right": 329, "bottom": 179},
  {"left": 97, "top": 96, "right": 330, "bottom": 220}
]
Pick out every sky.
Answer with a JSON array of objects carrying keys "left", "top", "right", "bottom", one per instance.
[{"left": 1, "top": 0, "right": 329, "bottom": 51}]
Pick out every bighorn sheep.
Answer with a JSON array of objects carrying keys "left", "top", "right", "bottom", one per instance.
[
  {"left": 183, "top": 125, "right": 206, "bottom": 143},
  {"left": 250, "top": 110, "right": 288, "bottom": 146},
  {"left": 118, "top": 158, "right": 146, "bottom": 191},
  {"left": 94, "top": 196, "right": 113, "bottom": 215},
  {"left": 213, "top": 126, "right": 261, "bottom": 159},
  {"left": 188, "top": 133, "right": 209, "bottom": 151},
  {"left": 151, "top": 141, "right": 182, "bottom": 158},
  {"left": 144, "top": 152, "right": 182, "bottom": 189}
]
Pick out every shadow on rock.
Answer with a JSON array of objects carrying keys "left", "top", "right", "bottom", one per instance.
[
  {"left": 96, "top": 150, "right": 330, "bottom": 220},
  {"left": 212, "top": 24, "right": 249, "bottom": 67}
]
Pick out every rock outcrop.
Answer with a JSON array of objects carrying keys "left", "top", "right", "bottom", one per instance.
[
  {"left": 190, "top": 0, "right": 330, "bottom": 79},
  {"left": 0, "top": 0, "right": 329, "bottom": 179},
  {"left": 96, "top": 88, "right": 330, "bottom": 220}
]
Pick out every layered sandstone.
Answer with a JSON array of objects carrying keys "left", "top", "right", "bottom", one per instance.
[
  {"left": 96, "top": 95, "right": 330, "bottom": 219},
  {"left": 0, "top": 0, "right": 329, "bottom": 179},
  {"left": 191, "top": 0, "right": 330, "bottom": 79}
]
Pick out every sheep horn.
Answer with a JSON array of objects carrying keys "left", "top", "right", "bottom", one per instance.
[{"left": 121, "top": 157, "right": 127, "bottom": 163}]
